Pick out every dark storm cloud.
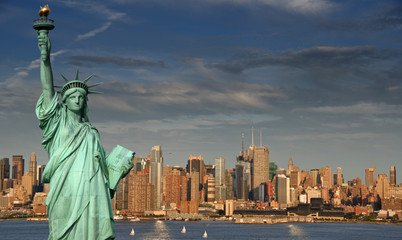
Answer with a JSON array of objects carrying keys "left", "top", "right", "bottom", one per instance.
[
  {"left": 210, "top": 46, "right": 402, "bottom": 74},
  {"left": 68, "top": 56, "right": 165, "bottom": 68},
  {"left": 320, "top": 5, "right": 402, "bottom": 32}
]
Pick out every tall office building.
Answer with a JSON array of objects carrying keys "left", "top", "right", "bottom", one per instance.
[
  {"left": 276, "top": 172, "right": 290, "bottom": 209},
  {"left": 376, "top": 174, "right": 390, "bottom": 200},
  {"left": 225, "top": 168, "right": 235, "bottom": 200},
  {"left": 390, "top": 166, "right": 396, "bottom": 186},
  {"left": 186, "top": 155, "right": 206, "bottom": 184},
  {"left": 320, "top": 166, "right": 332, "bottom": 188},
  {"left": 206, "top": 175, "right": 216, "bottom": 202},
  {"left": 365, "top": 168, "right": 375, "bottom": 188},
  {"left": 310, "top": 169, "right": 320, "bottom": 186},
  {"left": 0, "top": 158, "right": 10, "bottom": 191},
  {"left": 336, "top": 167, "right": 344, "bottom": 186},
  {"left": 129, "top": 170, "right": 153, "bottom": 212},
  {"left": 287, "top": 153, "right": 293, "bottom": 175},
  {"left": 0, "top": 158, "right": 10, "bottom": 180},
  {"left": 163, "top": 166, "right": 186, "bottom": 208},
  {"left": 215, "top": 157, "right": 226, "bottom": 201},
  {"left": 12, "top": 155, "right": 24, "bottom": 181},
  {"left": 189, "top": 171, "right": 200, "bottom": 202},
  {"left": 36, "top": 165, "right": 46, "bottom": 187},
  {"left": 149, "top": 145, "right": 163, "bottom": 210},
  {"left": 289, "top": 167, "right": 300, "bottom": 188},
  {"left": 252, "top": 145, "right": 269, "bottom": 200},
  {"left": 235, "top": 163, "right": 245, "bottom": 200},
  {"left": 29, "top": 152, "right": 37, "bottom": 186}
]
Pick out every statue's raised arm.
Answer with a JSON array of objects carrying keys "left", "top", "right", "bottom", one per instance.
[
  {"left": 33, "top": 4, "right": 55, "bottom": 109},
  {"left": 37, "top": 33, "right": 55, "bottom": 108}
]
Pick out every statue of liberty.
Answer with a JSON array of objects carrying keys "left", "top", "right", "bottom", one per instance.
[{"left": 34, "top": 5, "right": 134, "bottom": 240}]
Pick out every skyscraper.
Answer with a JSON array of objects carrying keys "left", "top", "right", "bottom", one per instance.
[
  {"left": 12, "top": 155, "right": 24, "bottom": 181},
  {"left": 365, "top": 168, "right": 374, "bottom": 188},
  {"left": 235, "top": 163, "right": 245, "bottom": 200},
  {"left": 149, "top": 145, "right": 163, "bottom": 210},
  {"left": 29, "top": 152, "right": 37, "bottom": 186},
  {"left": 0, "top": 158, "right": 10, "bottom": 180},
  {"left": 337, "top": 167, "right": 343, "bottom": 186},
  {"left": 310, "top": 169, "right": 320, "bottom": 186},
  {"left": 129, "top": 170, "right": 153, "bottom": 212},
  {"left": 287, "top": 153, "right": 293, "bottom": 175},
  {"left": 215, "top": 157, "right": 226, "bottom": 200},
  {"left": 252, "top": 145, "right": 269, "bottom": 200},
  {"left": 289, "top": 167, "right": 300, "bottom": 188},
  {"left": 320, "top": 166, "right": 332, "bottom": 188},
  {"left": 36, "top": 165, "right": 46, "bottom": 187},
  {"left": 390, "top": 166, "right": 396, "bottom": 186},
  {"left": 276, "top": 171, "right": 290, "bottom": 209},
  {"left": 376, "top": 174, "right": 390, "bottom": 200}
]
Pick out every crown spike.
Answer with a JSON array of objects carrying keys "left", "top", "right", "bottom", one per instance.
[
  {"left": 88, "top": 91, "right": 103, "bottom": 95},
  {"left": 83, "top": 74, "right": 94, "bottom": 83},
  {"left": 88, "top": 82, "right": 103, "bottom": 88},
  {"left": 75, "top": 70, "right": 79, "bottom": 80},
  {"left": 61, "top": 74, "right": 70, "bottom": 83}
]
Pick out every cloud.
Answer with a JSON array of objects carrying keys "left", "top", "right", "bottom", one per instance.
[
  {"left": 14, "top": 50, "right": 68, "bottom": 72},
  {"left": 68, "top": 55, "right": 165, "bottom": 67},
  {"left": 210, "top": 46, "right": 402, "bottom": 74},
  {"left": 276, "top": 132, "right": 382, "bottom": 141},
  {"left": 298, "top": 103, "right": 402, "bottom": 115},
  {"left": 76, "top": 22, "right": 112, "bottom": 41},
  {"left": 88, "top": 78, "right": 283, "bottom": 122},
  {"left": 254, "top": 0, "right": 335, "bottom": 15},
  {"left": 320, "top": 5, "right": 402, "bottom": 32},
  {"left": 113, "top": 0, "right": 336, "bottom": 15},
  {"left": 60, "top": 0, "right": 127, "bottom": 21}
]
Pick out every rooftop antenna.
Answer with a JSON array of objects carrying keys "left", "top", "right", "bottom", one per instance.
[
  {"left": 241, "top": 132, "right": 244, "bottom": 156},
  {"left": 251, "top": 126, "right": 254, "bottom": 147},
  {"left": 260, "top": 129, "right": 262, "bottom": 147}
]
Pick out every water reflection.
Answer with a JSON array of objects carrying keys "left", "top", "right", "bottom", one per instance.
[
  {"left": 141, "top": 220, "right": 171, "bottom": 239},
  {"left": 288, "top": 224, "right": 307, "bottom": 238}
]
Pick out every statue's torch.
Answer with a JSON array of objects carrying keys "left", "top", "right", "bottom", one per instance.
[{"left": 33, "top": 5, "right": 54, "bottom": 62}]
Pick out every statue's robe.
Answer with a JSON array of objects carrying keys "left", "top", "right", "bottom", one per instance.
[{"left": 36, "top": 94, "right": 114, "bottom": 240}]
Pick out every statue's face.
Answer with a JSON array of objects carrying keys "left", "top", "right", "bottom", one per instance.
[{"left": 65, "top": 91, "right": 85, "bottom": 113}]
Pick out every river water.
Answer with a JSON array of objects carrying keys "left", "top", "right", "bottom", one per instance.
[{"left": 0, "top": 219, "right": 401, "bottom": 239}]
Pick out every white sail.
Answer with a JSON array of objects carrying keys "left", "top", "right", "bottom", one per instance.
[
  {"left": 202, "top": 230, "right": 208, "bottom": 238},
  {"left": 129, "top": 228, "right": 135, "bottom": 236},
  {"left": 181, "top": 226, "right": 186, "bottom": 234}
]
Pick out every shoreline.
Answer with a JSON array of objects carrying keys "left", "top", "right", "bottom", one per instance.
[{"left": 1, "top": 215, "right": 401, "bottom": 226}]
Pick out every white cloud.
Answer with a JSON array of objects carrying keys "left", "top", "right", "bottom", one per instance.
[
  {"left": 76, "top": 22, "right": 112, "bottom": 41},
  {"left": 296, "top": 103, "right": 402, "bottom": 115},
  {"left": 61, "top": 1, "right": 128, "bottom": 21},
  {"left": 276, "top": 132, "right": 381, "bottom": 141}
]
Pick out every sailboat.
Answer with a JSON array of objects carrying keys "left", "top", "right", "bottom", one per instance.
[
  {"left": 181, "top": 226, "right": 186, "bottom": 234},
  {"left": 202, "top": 230, "right": 208, "bottom": 238},
  {"left": 129, "top": 228, "right": 135, "bottom": 236}
]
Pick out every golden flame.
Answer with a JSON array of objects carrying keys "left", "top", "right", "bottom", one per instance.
[{"left": 39, "top": 4, "right": 50, "bottom": 17}]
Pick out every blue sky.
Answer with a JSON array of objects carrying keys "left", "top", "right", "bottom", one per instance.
[{"left": 0, "top": 0, "right": 401, "bottom": 184}]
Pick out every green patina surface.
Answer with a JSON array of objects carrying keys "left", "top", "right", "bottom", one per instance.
[{"left": 34, "top": 7, "right": 134, "bottom": 240}]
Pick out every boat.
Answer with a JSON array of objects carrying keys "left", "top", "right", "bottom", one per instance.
[
  {"left": 114, "top": 215, "right": 124, "bottom": 220},
  {"left": 130, "top": 217, "right": 140, "bottom": 222},
  {"left": 202, "top": 230, "right": 208, "bottom": 238},
  {"left": 156, "top": 220, "right": 163, "bottom": 223},
  {"left": 181, "top": 226, "right": 186, "bottom": 234},
  {"left": 129, "top": 228, "right": 135, "bottom": 236},
  {"left": 27, "top": 217, "right": 48, "bottom": 221}
]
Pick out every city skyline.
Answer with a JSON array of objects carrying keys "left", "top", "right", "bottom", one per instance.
[{"left": 0, "top": 1, "right": 401, "bottom": 184}]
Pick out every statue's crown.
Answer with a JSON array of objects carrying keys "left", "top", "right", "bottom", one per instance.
[{"left": 55, "top": 71, "right": 102, "bottom": 96}]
